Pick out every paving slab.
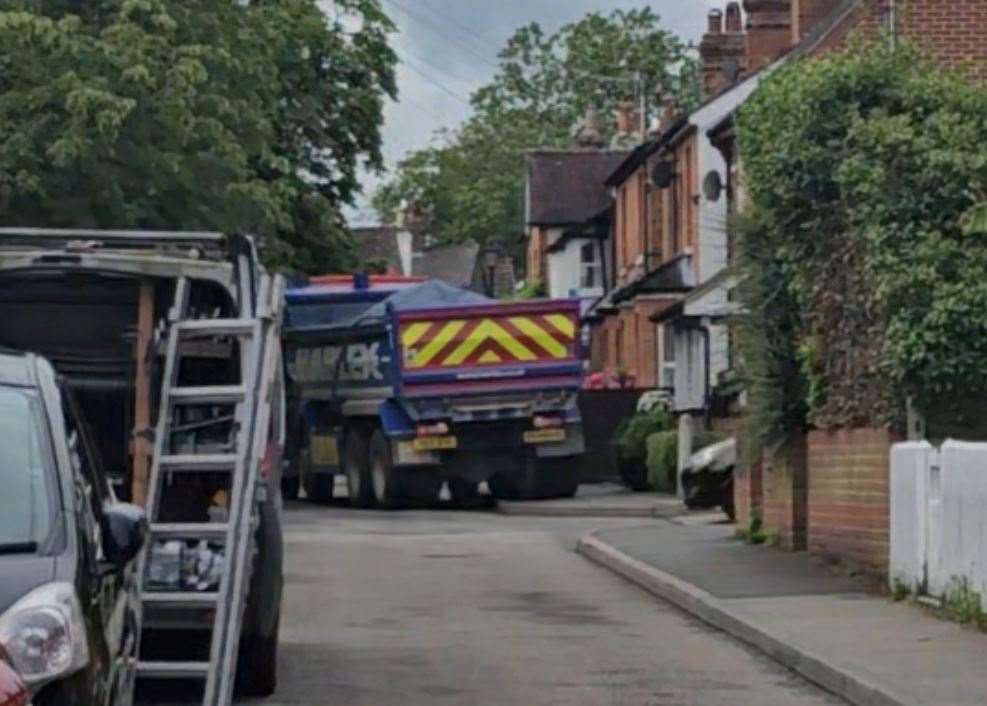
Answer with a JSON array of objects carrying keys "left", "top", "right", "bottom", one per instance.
[
  {"left": 497, "top": 483, "right": 684, "bottom": 518},
  {"left": 579, "top": 520, "right": 987, "bottom": 706}
]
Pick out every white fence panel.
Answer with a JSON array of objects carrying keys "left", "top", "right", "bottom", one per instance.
[
  {"left": 891, "top": 440, "right": 987, "bottom": 609},
  {"left": 938, "top": 442, "right": 987, "bottom": 603},
  {"left": 889, "top": 442, "right": 935, "bottom": 592}
]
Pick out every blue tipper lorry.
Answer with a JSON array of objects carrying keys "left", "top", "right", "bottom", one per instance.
[{"left": 281, "top": 275, "right": 586, "bottom": 506}]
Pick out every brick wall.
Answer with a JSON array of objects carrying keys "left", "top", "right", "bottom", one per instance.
[
  {"left": 897, "top": 0, "right": 987, "bottom": 83},
  {"left": 589, "top": 299, "right": 679, "bottom": 389},
  {"left": 817, "top": 0, "right": 987, "bottom": 83},
  {"left": 807, "top": 427, "right": 895, "bottom": 576},
  {"left": 744, "top": 0, "right": 793, "bottom": 73},
  {"left": 734, "top": 455, "right": 763, "bottom": 532},
  {"left": 615, "top": 166, "right": 648, "bottom": 286},
  {"left": 659, "top": 134, "right": 698, "bottom": 261},
  {"left": 763, "top": 433, "right": 808, "bottom": 550}
]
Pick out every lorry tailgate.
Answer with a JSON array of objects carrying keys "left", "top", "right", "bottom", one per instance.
[{"left": 396, "top": 300, "right": 582, "bottom": 397}]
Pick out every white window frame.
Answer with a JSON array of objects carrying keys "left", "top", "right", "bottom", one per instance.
[{"left": 579, "top": 242, "right": 601, "bottom": 290}]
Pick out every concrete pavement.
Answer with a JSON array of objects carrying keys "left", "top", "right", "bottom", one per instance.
[{"left": 579, "top": 519, "right": 987, "bottom": 706}]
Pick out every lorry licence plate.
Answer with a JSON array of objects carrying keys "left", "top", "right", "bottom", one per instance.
[
  {"left": 412, "top": 436, "right": 458, "bottom": 451},
  {"left": 523, "top": 429, "right": 567, "bottom": 444}
]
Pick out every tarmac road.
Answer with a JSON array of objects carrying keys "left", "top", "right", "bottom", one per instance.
[{"left": 140, "top": 499, "right": 844, "bottom": 706}]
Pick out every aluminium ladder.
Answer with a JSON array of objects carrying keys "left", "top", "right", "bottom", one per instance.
[{"left": 134, "top": 273, "right": 284, "bottom": 706}]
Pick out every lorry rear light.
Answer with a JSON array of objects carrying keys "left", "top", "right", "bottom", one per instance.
[
  {"left": 533, "top": 415, "right": 564, "bottom": 430},
  {"left": 416, "top": 422, "right": 450, "bottom": 437}
]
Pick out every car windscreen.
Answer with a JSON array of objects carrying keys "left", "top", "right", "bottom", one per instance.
[{"left": 0, "top": 386, "right": 53, "bottom": 551}]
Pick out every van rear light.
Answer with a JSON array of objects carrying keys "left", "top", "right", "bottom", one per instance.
[
  {"left": 533, "top": 415, "right": 564, "bottom": 430},
  {"left": 416, "top": 422, "right": 450, "bottom": 437}
]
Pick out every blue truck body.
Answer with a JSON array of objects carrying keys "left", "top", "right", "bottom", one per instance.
[{"left": 281, "top": 276, "right": 586, "bottom": 504}]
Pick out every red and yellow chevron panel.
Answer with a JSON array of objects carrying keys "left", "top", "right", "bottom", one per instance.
[{"left": 400, "top": 311, "right": 577, "bottom": 370}]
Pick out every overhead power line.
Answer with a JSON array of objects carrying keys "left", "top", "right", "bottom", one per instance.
[
  {"left": 398, "top": 55, "right": 473, "bottom": 107},
  {"left": 381, "top": 0, "right": 499, "bottom": 70},
  {"left": 414, "top": 0, "right": 504, "bottom": 54}
]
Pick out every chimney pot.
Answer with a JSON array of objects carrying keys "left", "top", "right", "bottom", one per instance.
[
  {"left": 614, "top": 101, "right": 640, "bottom": 136},
  {"left": 725, "top": 2, "right": 743, "bottom": 32},
  {"left": 573, "top": 106, "right": 606, "bottom": 149},
  {"left": 708, "top": 9, "right": 724, "bottom": 34}
]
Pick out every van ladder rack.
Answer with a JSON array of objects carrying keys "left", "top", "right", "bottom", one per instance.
[{"left": 134, "top": 271, "right": 285, "bottom": 706}]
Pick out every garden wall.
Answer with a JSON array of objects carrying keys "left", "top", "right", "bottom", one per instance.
[{"left": 808, "top": 428, "right": 895, "bottom": 576}]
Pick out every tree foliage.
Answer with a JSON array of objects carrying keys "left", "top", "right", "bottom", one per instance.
[
  {"left": 373, "top": 8, "right": 698, "bottom": 249},
  {"left": 736, "top": 41, "right": 987, "bottom": 434},
  {"left": 0, "top": 0, "right": 397, "bottom": 273}
]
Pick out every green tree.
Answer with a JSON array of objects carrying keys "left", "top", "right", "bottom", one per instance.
[
  {"left": 736, "top": 40, "right": 987, "bottom": 435},
  {"left": 373, "top": 8, "right": 698, "bottom": 249},
  {"left": 0, "top": 0, "right": 396, "bottom": 273}
]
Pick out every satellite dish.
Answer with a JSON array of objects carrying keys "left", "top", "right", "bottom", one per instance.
[
  {"left": 703, "top": 170, "right": 724, "bottom": 202},
  {"left": 650, "top": 160, "right": 676, "bottom": 189}
]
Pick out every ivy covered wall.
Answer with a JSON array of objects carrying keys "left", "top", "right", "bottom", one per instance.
[{"left": 735, "top": 40, "right": 987, "bottom": 438}]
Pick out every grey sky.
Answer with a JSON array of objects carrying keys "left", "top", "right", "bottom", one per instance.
[{"left": 348, "top": 0, "right": 720, "bottom": 224}]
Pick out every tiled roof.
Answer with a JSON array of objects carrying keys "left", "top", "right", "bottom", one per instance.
[
  {"left": 526, "top": 150, "right": 629, "bottom": 226},
  {"left": 351, "top": 226, "right": 403, "bottom": 273},
  {"left": 413, "top": 242, "right": 480, "bottom": 289}
]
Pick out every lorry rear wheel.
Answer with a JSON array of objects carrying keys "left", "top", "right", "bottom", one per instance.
[
  {"left": 303, "top": 469, "right": 334, "bottom": 503},
  {"left": 300, "top": 444, "right": 334, "bottom": 503},
  {"left": 449, "top": 478, "right": 480, "bottom": 506},
  {"left": 488, "top": 471, "right": 525, "bottom": 500},
  {"left": 344, "top": 427, "right": 374, "bottom": 508},
  {"left": 281, "top": 473, "right": 300, "bottom": 501},
  {"left": 490, "top": 458, "right": 579, "bottom": 500},
  {"left": 369, "top": 430, "right": 402, "bottom": 509},
  {"left": 402, "top": 469, "right": 442, "bottom": 506},
  {"left": 528, "top": 457, "right": 579, "bottom": 499}
]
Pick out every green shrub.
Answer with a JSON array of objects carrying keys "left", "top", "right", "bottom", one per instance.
[
  {"left": 645, "top": 429, "right": 728, "bottom": 493},
  {"left": 746, "top": 510, "right": 768, "bottom": 545},
  {"left": 645, "top": 431, "right": 678, "bottom": 491},
  {"left": 617, "top": 406, "right": 674, "bottom": 464},
  {"left": 737, "top": 40, "right": 987, "bottom": 435},
  {"left": 944, "top": 578, "right": 986, "bottom": 627},
  {"left": 514, "top": 279, "right": 545, "bottom": 300}
]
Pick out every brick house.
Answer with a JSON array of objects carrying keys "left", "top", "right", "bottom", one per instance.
[
  {"left": 709, "top": 0, "right": 987, "bottom": 569},
  {"left": 524, "top": 144, "right": 628, "bottom": 313},
  {"left": 587, "top": 2, "right": 777, "bottom": 396},
  {"left": 585, "top": 122, "right": 694, "bottom": 391}
]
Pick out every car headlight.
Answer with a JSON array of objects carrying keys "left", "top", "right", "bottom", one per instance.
[{"left": 0, "top": 582, "right": 89, "bottom": 687}]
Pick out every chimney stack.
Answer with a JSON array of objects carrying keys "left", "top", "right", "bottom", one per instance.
[
  {"left": 743, "top": 0, "right": 792, "bottom": 73},
  {"left": 657, "top": 94, "right": 679, "bottom": 132},
  {"left": 700, "top": 3, "right": 747, "bottom": 98},
  {"left": 611, "top": 101, "right": 643, "bottom": 148},
  {"left": 573, "top": 106, "right": 606, "bottom": 149},
  {"left": 614, "top": 101, "right": 640, "bottom": 133},
  {"left": 725, "top": 2, "right": 743, "bottom": 32},
  {"left": 791, "top": 0, "right": 839, "bottom": 43}
]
